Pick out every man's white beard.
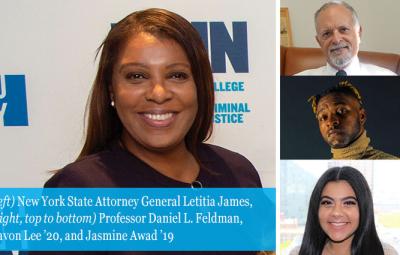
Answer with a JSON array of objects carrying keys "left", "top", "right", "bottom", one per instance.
[
  {"left": 328, "top": 42, "right": 354, "bottom": 69},
  {"left": 330, "top": 53, "right": 353, "bottom": 69}
]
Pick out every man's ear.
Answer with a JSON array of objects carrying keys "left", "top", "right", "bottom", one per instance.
[
  {"left": 359, "top": 26, "right": 363, "bottom": 38},
  {"left": 359, "top": 108, "right": 366, "bottom": 125}
]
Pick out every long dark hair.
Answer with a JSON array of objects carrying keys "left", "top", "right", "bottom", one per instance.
[
  {"left": 299, "top": 166, "right": 383, "bottom": 255},
  {"left": 78, "top": 8, "right": 214, "bottom": 160}
]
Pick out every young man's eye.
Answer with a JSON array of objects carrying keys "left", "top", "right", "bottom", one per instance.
[
  {"left": 337, "top": 108, "right": 347, "bottom": 115},
  {"left": 318, "top": 114, "right": 327, "bottom": 122}
]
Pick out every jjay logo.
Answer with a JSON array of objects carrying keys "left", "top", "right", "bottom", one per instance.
[
  {"left": 192, "top": 21, "right": 249, "bottom": 73},
  {"left": 0, "top": 75, "right": 29, "bottom": 126}
]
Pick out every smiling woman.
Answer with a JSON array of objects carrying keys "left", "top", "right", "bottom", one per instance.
[
  {"left": 29, "top": 7, "right": 262, "bottom": 255},
  {"left": 111, "top": 32, "right": 199, "bottom": 182},
  {"left": 290, "top": 166, "right": 397, "bottom": 255},
  {"left": 318, "top": 180, "right": 359, "bottom": 245},
  {"left": 44, "top": 8, "right": 262, "bottom": 188}
]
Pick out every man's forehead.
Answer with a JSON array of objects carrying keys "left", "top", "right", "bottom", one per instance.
[{"left": 317, "top": 93, "right": 359, "bottom": 108}]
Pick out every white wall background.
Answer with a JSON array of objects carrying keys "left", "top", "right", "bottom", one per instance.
[
  {"left": 0, "top": 0, "right": 276, "bottom": 187},
  {"left": 281, "top": 0, "right": 400, "bottom": 54}
]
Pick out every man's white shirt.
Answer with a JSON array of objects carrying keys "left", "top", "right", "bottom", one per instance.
[{"left": 295, "top": 57, "right": 397, "bottom": 75}]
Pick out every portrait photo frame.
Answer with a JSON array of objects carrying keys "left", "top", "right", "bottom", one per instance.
[{"left": 280, "top": 7, "right": 293, "bottom": 47}]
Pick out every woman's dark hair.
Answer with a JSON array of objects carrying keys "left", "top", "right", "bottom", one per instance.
[
  {"left": 77, "top": 8, "right": 214, "bottom": 160},
  {"left": 299, "top": 166, "right": 383, "bottom": 255}
]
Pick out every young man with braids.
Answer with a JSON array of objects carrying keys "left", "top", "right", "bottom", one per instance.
[{"left": 309, "top": 81, "right": 398, "bottom": 159}]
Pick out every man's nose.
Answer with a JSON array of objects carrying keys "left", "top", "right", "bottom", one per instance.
[
  {"left": 327, "top": 114, "right": 340, "bottom": 128},
  {"left": 145, "top": 79, "right": 173, "bottom": 104},
  {"left": 331, "top": 30, "right": 342, "bottom": 44}
]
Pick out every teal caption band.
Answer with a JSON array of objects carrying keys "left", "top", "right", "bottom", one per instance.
[{"left": 0, "top": 188, "right": 275, "bottom": 251}]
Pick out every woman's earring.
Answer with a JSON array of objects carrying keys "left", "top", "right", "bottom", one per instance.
[{"left": 111, "top": 101, "right": 115, "bottom": 107}]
